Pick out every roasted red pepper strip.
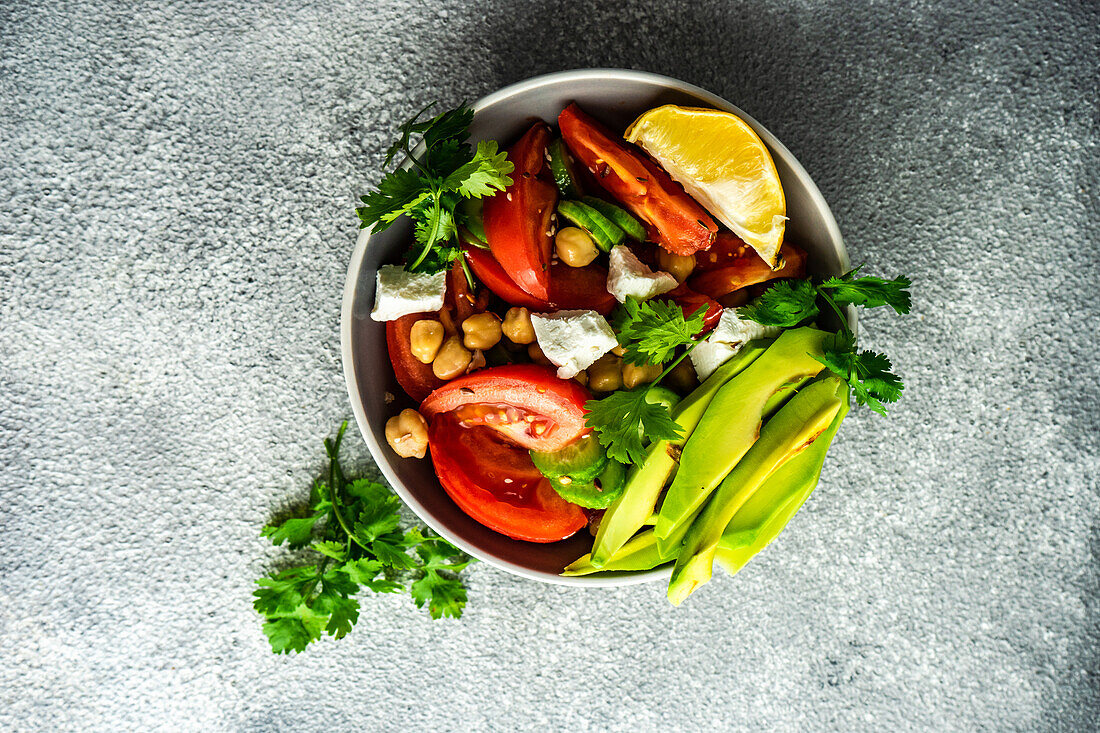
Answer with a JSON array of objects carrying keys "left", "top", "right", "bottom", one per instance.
[
  {"left": 558, "top": 103, "right": 717, "bottom": 256},
  {"left": 690, "top": 234, "right": 807, "bottom": 299},
  {"left": 482, "top": 123, "right": 558, "bottom": 301}
]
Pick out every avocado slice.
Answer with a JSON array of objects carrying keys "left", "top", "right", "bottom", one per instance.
[
  {"left": 530, "top": 432, "right": 607, "bottom": 483},
  {"left": 714, "top": 389, "right": 848, "bottom": 576},
  {"left": 666, "top": 376, "right": 847, "bottom": 606},
  {"left": 654, "top": 328, "right": 829, "bottom": 557},
  {"left": 581, "top": 196, "right": 647, "bottom": 241},
  {"left": 557, "top": 200, "right": 626, "bottom": 251},
  {"left": 563, "top": 528, "right": 666, "bottom": 576},
  {"left": 588, "top": 339, "right": 773, "bottom": 567}
]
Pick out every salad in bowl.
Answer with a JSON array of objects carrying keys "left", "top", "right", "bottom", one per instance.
[{"left": 343, "top": 71, "right": 909, "bottom": 604}]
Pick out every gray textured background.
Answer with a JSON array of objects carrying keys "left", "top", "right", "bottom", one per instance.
[{"left": 1, "top": 0, "right": 1097, "bottom": 730}]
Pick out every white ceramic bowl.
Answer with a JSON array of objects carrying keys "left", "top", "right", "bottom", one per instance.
[{"left": 341, "top": 69, "right": 849, "bottom": 586}]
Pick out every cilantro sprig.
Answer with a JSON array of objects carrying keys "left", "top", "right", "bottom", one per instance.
[
  {"left": 356, "top": 103, "right": 513, "bottom": 279},
  {"left": 740, "top": 267, "right": 912, "bottom": 415},
  {"left": 587, "top": 298, "right": 708, "bottom": 463},
  {"left": 254, "top": 423, "right": 472, "bottom": 654}
]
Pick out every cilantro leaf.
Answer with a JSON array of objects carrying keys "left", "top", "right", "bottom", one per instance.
[
  {"left": 441, "top": 140, "right": 513, "bottom": 199},
  {"left": 738, "top": 279, "right": 819, "bottom": 328},
  {"left": 585, "top": 389, "right": 684, "bottom": 464},
  {"left": 370, "top": 533, "right": 419, "bottom": 569},
  {"left": 254, "top": 422, "right": 475, "bottom": 653},
  {"left": 422, "top": 104, "right": 474, "bottom": 150},
  {"left": 261, "top": 514, "right": 322, "bottom": 548},
  {"left": 820, "top": 268, "right": 912, "bottom": 314},
  {"left": 615, "top": 298, "right": 707, "bottom": 366},
  {"left": 358, "top": 103, "right": 512, "bottom": 278},
  {"left": 815, "top": 333, "right": 904, "bottom": 416},
  {"left": 356, "top": 168, "right": 430, "bottom": 232},
  {"left": 410, "top": 572, "right": 468, "bottom": 620},
  {"left": 262, "top": 615, "right": 320, "bottom": 655}
]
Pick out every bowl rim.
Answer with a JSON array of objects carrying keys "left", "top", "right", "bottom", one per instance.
[{"left": 341, "top": 68, "right": 849, "bottom": 587}]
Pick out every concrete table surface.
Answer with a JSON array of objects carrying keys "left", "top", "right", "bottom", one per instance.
[{"left": 1, "top": 0, "right": 1097, "bottom": 730}]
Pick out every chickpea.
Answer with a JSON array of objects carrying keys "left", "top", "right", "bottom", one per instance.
[
  {"left": 665, "top": 358, "right": 699, "bottom": 394},
  {"left": 588, "top": 354, "right": 622, "bottom": 392},
  {"left": 527, "top": 342, "right": 553, "bottom": 366},
  {"left": 385, "top": 408, "right": 428, "bottom": 459},
  {"left": 622, "top": 361, "right": 663, "bottom": 389},
  {"left": 461, "top": 312, "right": 502, "bottom": 350},
  {"left": 409, "top": 319, "right": 444, "bottom": 364},
  {"left": 554, "top": 227, "right": 599, "bottom": 268},
  {"left": 432, "top": 336, "right": 472, "bottom": 380},
  {"left": 611, "top": 344, "right": 626, "bottom": 357},
  {"left": 657, "top": 249, "right": 696, "bottom": 283},
  {"left": 502, "top": 307, "right": 536, "bottom": 344}
]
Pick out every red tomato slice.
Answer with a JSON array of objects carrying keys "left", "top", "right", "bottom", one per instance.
[
  {"left": 664, "top": 283, "right": 723, "bottom": 332},
  {"left": 420, "top": 364, "right": 591, "bottom": 452},
  {"left": 690, "top": 235, "right": 807, "bottom": 298},
  {"left": 386, "top": 312, "right": 445, "bottom": 402},
  {"left": 463, "top": 244, "right": 616, "bottom": 315},
  {"left": 558, "top": 103, "right": 718, "bottom": 256},
  {"left": 482, "top": 123, "right": 558, "bottom": 301},
  {"left": 428, "top": 414, "right": 586, "bottom": 543}
]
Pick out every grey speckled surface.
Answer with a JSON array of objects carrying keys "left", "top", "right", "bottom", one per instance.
[{"left": 1, "top": 0, "right": 1098, "bottom": 730}]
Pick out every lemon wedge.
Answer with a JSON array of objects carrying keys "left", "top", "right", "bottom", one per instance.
[{"left": 625, "top": 105, "right": 787, "bottom": 266}]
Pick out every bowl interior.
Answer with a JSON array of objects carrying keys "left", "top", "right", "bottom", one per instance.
[{"left": 342, "top": 70, "right": 848, "bottom": 586}]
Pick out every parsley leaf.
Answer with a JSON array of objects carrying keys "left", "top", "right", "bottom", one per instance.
[
  {"left": 737, "top": 266, "right": 911, "bottom": 416},
  {"left": 356, "top": 103, "right": 513, "bottom": 278},
  {"left": 615, "top": 297, "right": 707, "bottom": 366},
  {"left": 585, "top": 389, "right": 684, "bottom": 464},
  {"left": 254, "top": 422, "right": 474, "bottom": 654},
  {"left": 737, "top": 279, "right": 819, "bottom": 328},
  {"left": 815, "top": 333, "right": 904, "bottom": 416},
  {"left": 819, "top": 268, "right": 912, "bottom": 315}
]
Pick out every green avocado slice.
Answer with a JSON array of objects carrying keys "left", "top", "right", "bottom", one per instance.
[{"left": 667, "top": 376, "right": 847, "bottom": 606}]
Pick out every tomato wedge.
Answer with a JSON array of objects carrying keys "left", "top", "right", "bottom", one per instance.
[
  {"left": 386, "top": 312, "right": 445, "bottom": 402},
  {"left": 482, "top": 123, "right": 558, "bottom": 301},
  {"left": 464, "top": 244, "right": 616, "bottom": 315},
  {"left": 558, "top": 103, "right": 717, "bottom": 256},
  {"left": 420, "top": 364, "right": 590, "bottom": 452},
  {"left": 690, "top": 234, "right": 807, "bottom": 299},
  {"left": 429, "top": 414, "right": 586, "bottom": 542}
]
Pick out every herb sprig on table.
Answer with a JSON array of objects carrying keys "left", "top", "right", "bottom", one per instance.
[
  {"left": 254, "top": 423, "right": 472, "bottom": 654},
  {"left": 586, "top": 299, "right": 709, "bottom": 464},
  {"left": 356, "top": 103, "right": 513, "bottom": 279},
  {"left": 740, "top": 267, "right": 912, "bottom": 415}
]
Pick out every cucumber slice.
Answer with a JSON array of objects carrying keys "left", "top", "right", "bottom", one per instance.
[
  {"left": 550, "top": 460, "right": 627, "bottom": 509},
  {"left": 556, "top": 200, "right": 626, "bottom": 252},
  {"left": 581, "top": 196, "right": 647, "bottom": 241},
  {"left": 548, "top": 138, "right": 583, "bottom": 199},
  {"left": 530, "top": 433, "right": 607, "bottom": 483}
]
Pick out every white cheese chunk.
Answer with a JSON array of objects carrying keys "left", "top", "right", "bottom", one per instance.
[
  {"left": 689, "top": 308, "right": 781, "bottom": 379},
  {"left": 530, "top": 309, "right": 618, "bottom": 379},
  {"left": 370, "top": 265, "right": 448, "bottom": 322},
  {"left": 606, "top": 245, "right": 678, "bottom": 303}
]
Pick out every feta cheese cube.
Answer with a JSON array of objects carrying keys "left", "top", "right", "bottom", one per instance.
[
  {"left": 606, "top": 245, "right": 678, "bottom": 303},
  {"left": 530, "top": 309, "right": 618, "bottom": 379},
  {"left": 689, "top": 308, "right": 781, "bottom": 379},
  {"left": 370, "top": 265, "right": 447, "bottom": 322}
]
